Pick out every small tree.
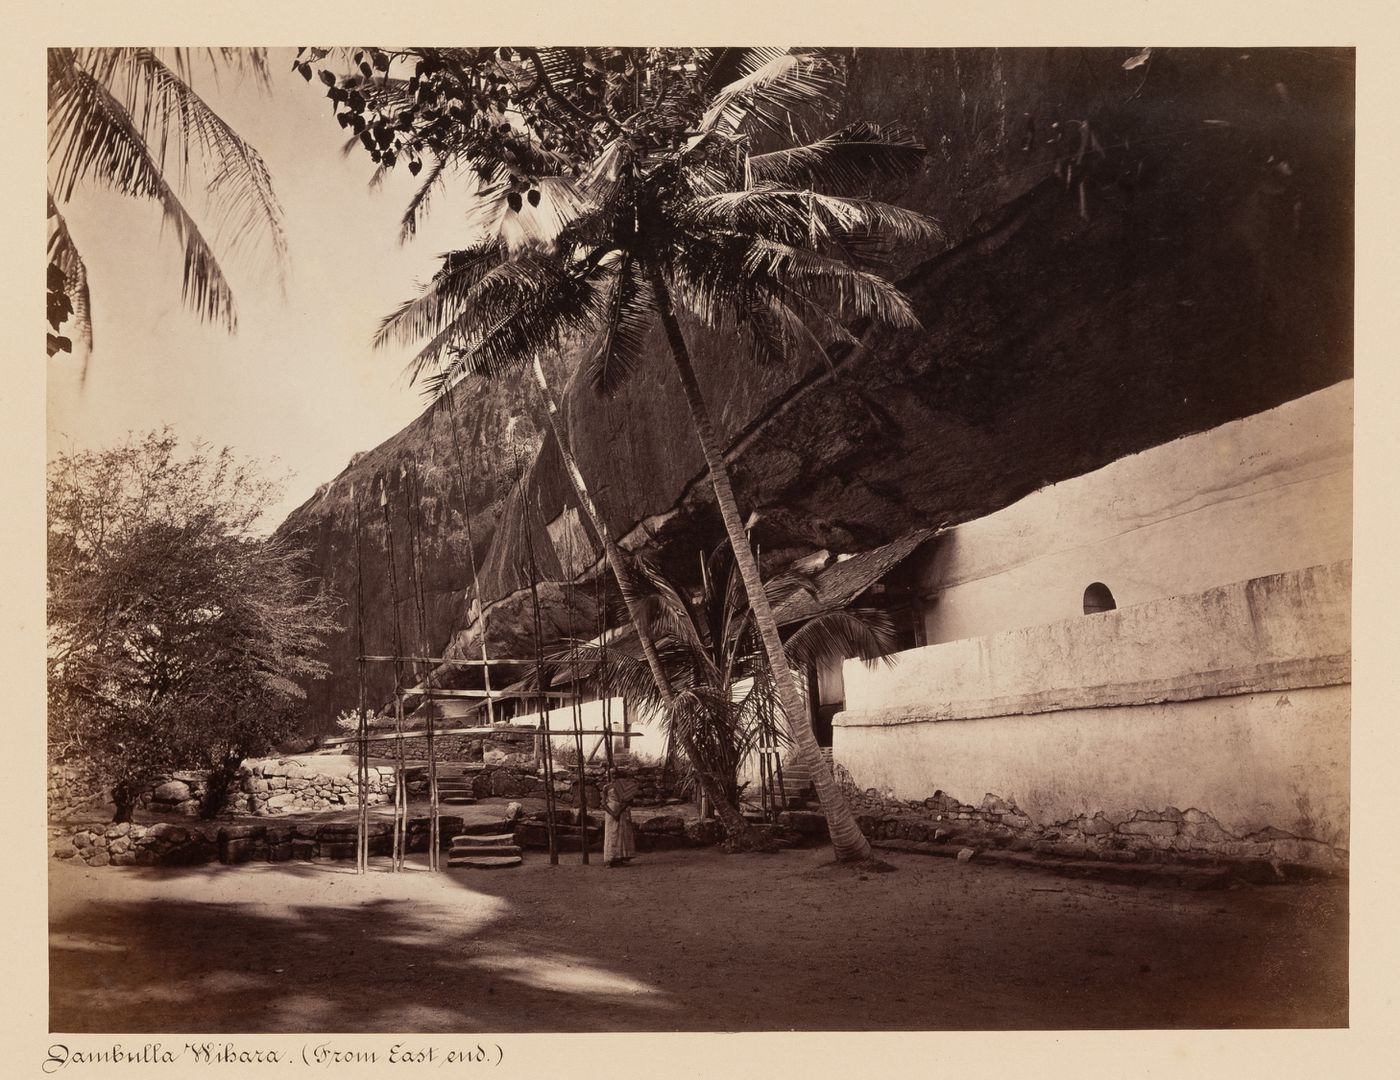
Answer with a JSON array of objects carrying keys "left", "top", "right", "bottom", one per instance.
[
  {"left": 573, "top": 542, "right": 896, "bottom": 831},
  {"left": 47, "top": 431, "right": 339, "bottom": 821}
]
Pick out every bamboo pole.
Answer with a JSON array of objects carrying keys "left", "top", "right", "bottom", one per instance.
[
  {"left": 514, "top": 439, "right": 558, "bottom": 865},
  {"left": 381, "top": 478, "right": 409, "bottom": 872},
  {"left": 564, "top": 524, "right": 590, "bottom": 865},
  {"left": 352, "top": 485, "right": 370, "bottom": 873},
  {"left": 405, "top": 462, "right": 440, "bottom": 871},
  {"left": 437, "top": 367, "right": 497, "bottom": 725},
  {"left": 598, "top": 564, "right": 615, "bottom": 783}
]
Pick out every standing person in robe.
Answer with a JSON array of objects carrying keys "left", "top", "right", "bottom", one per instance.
[{"left": 602, "top": 776, "right": 638, "bottom": 867}]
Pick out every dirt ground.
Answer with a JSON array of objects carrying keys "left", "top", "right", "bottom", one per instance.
[{"left": 49, "top": 827, "right": 1347, "bottom": 1032}]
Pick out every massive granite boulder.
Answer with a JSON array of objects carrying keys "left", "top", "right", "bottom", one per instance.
[{"left": 276, "top": 47, "right": 1353, "bottom": 734}]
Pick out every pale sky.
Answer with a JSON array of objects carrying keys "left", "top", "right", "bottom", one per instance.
[{"left": 47, "top": 48, "right": 472, "bottom": 529}]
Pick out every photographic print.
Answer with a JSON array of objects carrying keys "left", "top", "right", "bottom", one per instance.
[{"left": 43, "top": 39, "right": 1354, "bottom": 1041}]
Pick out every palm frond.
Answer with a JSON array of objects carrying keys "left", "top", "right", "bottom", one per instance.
[
  {"left": 806, "top": 190, "right": 943, "bottom": 247},
  {"left": 170, "top": 48, "right": 272, "bottom": 89},
  {"left": 743, "top": 239, "right": 923, "bottom": 331},
  {"left": 748, "top": 122, "right": 927, "bottom": 194},
  {"left": 584, "top": 252, "right": 656, "bottom": 396},
  {"left": 783, "top": 607, "right": 898, "bottom": 670},
  {"left": 402, "top": 254, "right": 564, "bottom": 380},
  {"left": 681, "top": 187, "right": 941, "bottom": 250},
  {"left": 373, "top": 244, "right": 503, "bottom": 351},
  {"left": 698, "top": 50, "right": 844, "bottom": 140},
  {"left": 399, "top": 153, "right": 452, "bottom": 242},
  {"left": 48, "top": 55, "right": 240, "bottom": 329},
  {"left": 81, "top": 48, "right": 286, "bottom": 272},
  {"left": 735, "top": 284, "right": 843, "bottom": 369},
  {"left": 422, "top": 255, "right": 603, "bottom": 394}
]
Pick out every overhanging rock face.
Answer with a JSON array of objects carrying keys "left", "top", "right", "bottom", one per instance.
[{"left": 276, "top": 48, "right": 1354, "bottom": 732}]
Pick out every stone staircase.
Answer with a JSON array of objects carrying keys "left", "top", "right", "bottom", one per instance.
[
  {"left": 436, "top": 767, "right": 478, "bottom": 806},
  {"left": 447, "top": 831, "right": 523, "bottom": 869},
  {"left": 402, "top": 764, "right": 478, "bottom": 806}
]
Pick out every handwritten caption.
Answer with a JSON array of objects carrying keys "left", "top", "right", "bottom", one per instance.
[{"left": 43, "top": 1041, "right": 506, "bottom": 1073}]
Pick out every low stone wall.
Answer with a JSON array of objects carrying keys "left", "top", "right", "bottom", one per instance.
[
  {"left": 60, "top": 817, "right": 477, "bottom": 867},
  {"left": 48, "top": 764, "right": 107, "bottom": 818},
  {"left": 820, "top": 783, "right": 1347, "bottom": 873},
  {"left": 327, "top": 727, "right": 538, "bottom": 765},
  {"left": 226, "top": 757, "right": 396, "bottom": 816},
  {"left": 53, "top": 754, "right": 685, "bottom": 827},
  {"left": 49, "top": 757, "right": 399, "bottom": 821},
  {"left": 64, "top": 822, "right": 218, "bottom": 866},
  {"left": 59, "top": 806, "right": 727, "bottom": 867}
]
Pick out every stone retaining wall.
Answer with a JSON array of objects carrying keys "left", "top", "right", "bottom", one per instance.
[
  {"left": 51, "top": 754, "right": 685, "bottom": 825},
  {"left": 60, "top": 817, "right": 475, "bottom": 867},
  {"left": 824, "top": 784, "right": 1347, "bottom": 873},
  {"left": 228, "top": 757, "right": 396, "bottom": 816},
  {"left": 59, "top": 804, "right": 725, "bottom": 867},
  {"left": 326, "top": 728, "right": 538, "bottom": 765},
  {"left": 48, "top": 764, "right": 107, "bottom": 818}
]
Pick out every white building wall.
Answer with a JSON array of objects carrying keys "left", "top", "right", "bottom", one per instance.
[
  {"left": 835, "top": 383, "right": 1352, "bottom": 850},
  {"left": 915, "top": 381, "right": 1353, "bottom": 643},
  {"left": 838, "top": 561, "right": 1350, "bottom": 843},
  {"left": 509, "top": 695, "right": 667, "bottom": 764}
]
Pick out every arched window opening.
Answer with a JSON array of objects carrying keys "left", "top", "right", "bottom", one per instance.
[{"left": 1083, "top": 582, "right": 1116, "bottom": 615}]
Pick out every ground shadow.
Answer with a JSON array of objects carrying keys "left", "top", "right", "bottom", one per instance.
[{"left": 50, "top": 849, "right": 1348, "bottom": 1032}]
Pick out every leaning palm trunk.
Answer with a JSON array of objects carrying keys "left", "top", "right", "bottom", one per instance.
[
  {"left": 527, "top": 358, "right": 754, "bottom": 839},
  {"left": 649, "top": 266, "right": 872, "bottom": 862}
]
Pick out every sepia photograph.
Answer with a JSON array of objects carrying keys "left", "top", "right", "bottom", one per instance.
[{"left": 34, "top": 22, "right": 1372, "bottom": 1058}]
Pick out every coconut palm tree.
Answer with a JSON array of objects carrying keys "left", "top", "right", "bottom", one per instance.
[
  {"left": 47, "top": 48, "right": 286, "bottom": 365},
  {"left": 352, "top": 47, "right": 937, "bottom": 861}
]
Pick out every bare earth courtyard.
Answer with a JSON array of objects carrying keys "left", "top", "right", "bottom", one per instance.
[{"left": 49, "top": 844, "right": 1347, "bottom": 1032}]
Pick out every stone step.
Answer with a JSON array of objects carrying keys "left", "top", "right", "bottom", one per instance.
[
  {"left": 456, "top": 819, "right": 515, "bottom": 837},
  {"left": 447, "top": 854, "right": 523, "bottom": 869},
  {"left": 446, "top": 844, "right": 521, "bottom": 858},
  {"left": 451, "top": 833, "right": 517, "bottom": 847},
  {"left": 440, "top": 796, "right": 477, "bottom": 805}
]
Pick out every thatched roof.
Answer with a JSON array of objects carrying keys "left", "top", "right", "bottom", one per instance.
[{"left": 773, "top": 527, "right": 943, "bottom": 626}]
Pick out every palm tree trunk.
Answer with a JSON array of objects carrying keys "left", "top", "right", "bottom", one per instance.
[
  {"left": 527, "top": 358, "right": 753, "bottom": 839},
  {"left": 647, "top": 266, "right": 873, "bottom": 862}
]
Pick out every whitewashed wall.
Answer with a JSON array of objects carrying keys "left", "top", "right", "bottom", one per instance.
[
  {"left": 913, "top": 381, "right": 1352, "bottom": 643},
  {"left": 835, "top": 384, "right": 1352, "bottom": 848}
]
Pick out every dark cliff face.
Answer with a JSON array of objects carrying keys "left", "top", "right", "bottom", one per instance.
[
  {"left": 274, "top": 371, "right": 547, "bottom": 723},
  {"left": 277, "top": 47, "right": 1353, "bottom": 733}
]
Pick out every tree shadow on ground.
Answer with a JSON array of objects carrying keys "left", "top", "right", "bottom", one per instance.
[
  {"left": 49, "top": 860, "right": 682, "bottom": 1033},
  {"left": 50, "top": 850, "right": 1349, "bottom": 1033}
]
